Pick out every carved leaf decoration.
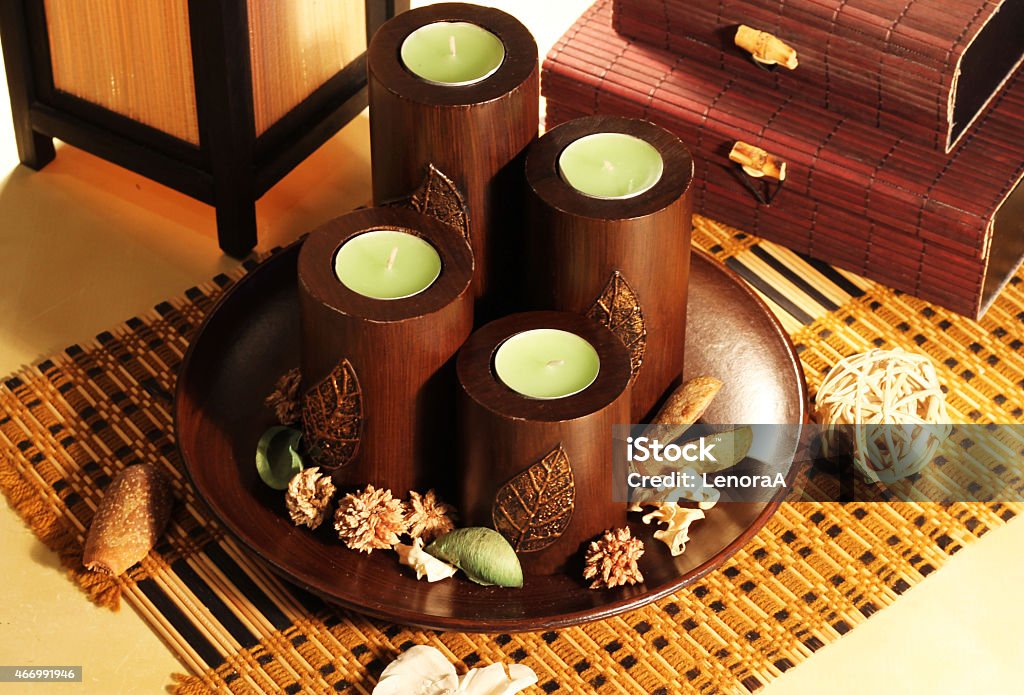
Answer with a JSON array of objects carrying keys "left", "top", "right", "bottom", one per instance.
[
  {"left": 300, "top": 359, "right": 362, "bottom": 470},
  {"left": 401, "top": 164, "right": 471, "bottom": 242},
  {"left": 586, "top": 271, "right": 647, "bottom": 378},
  {"left": 492, "top": 445, "right": 575, "bottom": 553}
]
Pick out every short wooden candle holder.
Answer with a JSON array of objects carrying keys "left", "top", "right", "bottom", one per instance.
[
  {"left": 456, "top": 311, "right": 632, "bottom": 575},
  {"left": 525, "top": 116, "right": 694, "bottom": 421},
  {"left": 368, "top": 2, "right": 539, "bottom": 318},
  {"left": 297, "top": 207, "right": 474, "bottom": 496}
]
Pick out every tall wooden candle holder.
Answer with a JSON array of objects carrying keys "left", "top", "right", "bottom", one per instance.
[
  {"left": 457, "top": 311, "right": 632, "bottom": 575},
  {"left": 525, "top": 116, "right": 694, "bottom": 421},
  {"left": 297, "top": 207, "right": 473, "bottom": 496},
  {"left": 368, "top": 3, "right": 539, "bottom": 318}
]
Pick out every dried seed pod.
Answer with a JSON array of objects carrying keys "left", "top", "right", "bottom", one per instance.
[
  {"left": 641, "top": 375, "right": 724, "bottom": 445},
  {"left": 83, "top": 464, "right": 174, "bottom": 576}
]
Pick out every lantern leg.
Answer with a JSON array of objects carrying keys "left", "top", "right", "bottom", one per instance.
[
  {"left": 212, "top": 187, "right": 258, "bottom": 259},
  {"left": 14, "top": 130, "right": 55, "bottom": 171},
  {"left": 0, "top": 0, "right": 56, "bottom": 170},
  {"left": 188, "top": 0, "right": 259, "bottom": 259}
]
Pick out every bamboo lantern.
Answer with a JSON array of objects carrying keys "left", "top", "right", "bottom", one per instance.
[{"left": 0, "top": 0, "right": 408, "bottom": 257}]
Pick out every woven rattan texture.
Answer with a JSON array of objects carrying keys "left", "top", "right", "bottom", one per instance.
[
  {"left": 0, "top": 217, "right": 1021, "bottom": 694},
  {"left": 542, "top": 0, "right": 1024, "bottom": 318},
  {"left": 611, "top": 0, "right": 1020, "bottom": 150}
]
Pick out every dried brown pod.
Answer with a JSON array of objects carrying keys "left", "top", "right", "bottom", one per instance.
[
  {"left": 83, "top": 464, "right": 174, "bottom": 576},
  {"left": 641, "top": 375, "right": 724, "bottom": 445}
]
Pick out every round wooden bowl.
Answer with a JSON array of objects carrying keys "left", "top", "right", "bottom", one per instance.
[{"left": 174, "top": 242, "right": 807, "bottom": 632}]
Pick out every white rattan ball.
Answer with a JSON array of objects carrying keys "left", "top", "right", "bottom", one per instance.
[{"left": 815, "top": 348, "right": 951, "bottom": 483}]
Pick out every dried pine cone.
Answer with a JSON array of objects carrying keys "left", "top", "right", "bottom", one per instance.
[
  {"left": 265, "top": 368, "right": 302, "bottom": 426},
  {"left": 405, "top": 489, "right": 457, "bottom": 543},
  {"left": 286, "top": 467, "right": 335, "bottom": 529},
  {"left": 583, "top": 527, "right": 645, "bottom": 590},
  {"left": 334, "top": 485, "right": 408, "bottom": 553}
]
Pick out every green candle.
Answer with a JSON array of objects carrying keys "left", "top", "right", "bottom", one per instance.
[
  {"left": 334, "top": 230, "right": 441, "bottom": 300},
  {"left": 400, "top": 21, "right": 505, "bottom": 86},
  {"left": 494, "top": 329, "right": 601, "bottom": 399},
  {"left": 558, "top": 132, "right": 664, "bottom": 199}
]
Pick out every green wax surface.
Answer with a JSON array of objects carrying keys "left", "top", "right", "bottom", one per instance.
[
  {"left": 494, "top": 329, "right": 600, "bottom": 399},
  {"left": 558, "top": 132, "right": 664, "bottom": 199},
  {"left": 400, "top": 21, "right": 505, "bottom": 86},
  {"left": 333, "top": 230, "right": 441, "bottom": 300}
]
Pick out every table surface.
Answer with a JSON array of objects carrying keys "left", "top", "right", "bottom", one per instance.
[{"left": 1, "top": 2, "right": 1021, "bottom": 693}]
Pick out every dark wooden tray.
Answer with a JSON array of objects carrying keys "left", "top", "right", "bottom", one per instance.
[{"left": 174, "top": 242, "right": 807, "bottom": 632}]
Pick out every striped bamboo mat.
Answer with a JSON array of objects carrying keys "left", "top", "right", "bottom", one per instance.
[{"left": 1, "top": 216, "right": 1021, "bottom": 694}]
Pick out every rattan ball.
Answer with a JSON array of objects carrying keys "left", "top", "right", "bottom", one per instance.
[{"left": 815, "top": 348, "right": 951, "bottom": 483}]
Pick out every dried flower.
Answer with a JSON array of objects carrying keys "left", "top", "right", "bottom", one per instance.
[
  {"left": 405, "top": 489, "right": 457, "bottom": 543},
  {"left": 334, "top": 484, "right": 408, "bottom": 553},
  {"left": 583, "top": 527, "right": 645, "bottom": 589},
  {"left": 285, "top": 467, "right": 335, "bottom": 529},
  {"left": 265, "top": 368, "right": 302, "bottom": 426}
]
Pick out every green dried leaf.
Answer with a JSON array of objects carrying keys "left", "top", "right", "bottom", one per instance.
[
  {"left": 256, "top": 426, "right": 305, "bottom": 490},
  {"left": 426, "top": 527, "right": 523, "bottom": 588}
]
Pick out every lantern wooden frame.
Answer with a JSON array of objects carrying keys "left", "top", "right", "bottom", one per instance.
[{"left": 0, "top": 0, "right": 408, "bottom": 257}]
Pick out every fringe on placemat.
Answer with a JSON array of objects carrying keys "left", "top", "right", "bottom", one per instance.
[
  {"left": 0, "top": 450, "right": 123, "bottom": 610},
  {"left": 169, "top": 673, "right": 215, "bottom": 694}
]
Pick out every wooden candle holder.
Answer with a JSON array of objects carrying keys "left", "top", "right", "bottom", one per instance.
[
  {"left": 368, "top": 3, "right": 539, "bottom": 318},
  {"left": 524, "top": 116, "right": 694, "bottom": 421},
  {"left": 297, "top": 207, "right": 473, "bottom": 497},
  {"left": 457, "top": 311, "right": 632, "bottom": 575}
]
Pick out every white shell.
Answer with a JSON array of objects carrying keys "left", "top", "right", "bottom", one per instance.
[
  {"left": 373, "top": 645, "right": 459, "bottom": 695},
  {"left": 396, "top": 538, "right": 458, "bottom": 582},
  {"left": 372, "top": 645, "right": 539, "bottom": 695},
  {"left": 640, "top": 504, "right": 707, "bottom": 556},
  {"left": 458, "top": 662, "right": 538, "bottom": 695}
]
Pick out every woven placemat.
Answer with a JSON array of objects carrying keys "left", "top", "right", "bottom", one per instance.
[{"left": 1, "top": 216, "right": 1021, "bottom": 694}]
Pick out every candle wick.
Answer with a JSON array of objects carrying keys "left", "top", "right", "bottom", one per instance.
[
  {"left": 385, "top": 246, "right": 398, "bottom": 271},
  {"left": 601, "top": 160, "right": 615, "bottom": 173},
  {"left": 449, "top": 35, "right": 457, "bottom": 57},
  {"left": 546, "top": 359, "right": 565, "bottom": 368}
]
